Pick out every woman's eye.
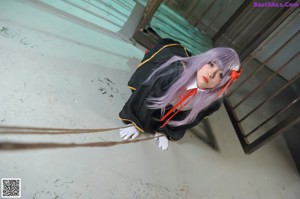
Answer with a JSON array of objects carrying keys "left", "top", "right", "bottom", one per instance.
[
  {"left": 209, "top": 62, "right": 213, "bottom": 67},
  {"left": 219, "top": 73, "right": 224, "bottom": 79}
]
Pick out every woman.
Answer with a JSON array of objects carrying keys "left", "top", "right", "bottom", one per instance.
[{"left": 119, "top": 39, "right": 242, "bottom": 150}]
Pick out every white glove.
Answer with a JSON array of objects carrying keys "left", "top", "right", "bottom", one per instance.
[
  {"left": 119, "top": 125, "right": 139, "bottom": 140},
  {"left": 155, "top": 132, "right": 169, "bottom": 150}
]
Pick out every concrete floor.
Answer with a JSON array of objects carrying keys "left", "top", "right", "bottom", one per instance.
[{"left": 0, "top": 1, "right": 299, "bottom": 198}]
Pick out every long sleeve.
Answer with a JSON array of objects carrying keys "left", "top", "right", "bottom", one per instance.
[
  {"left": 128, "top": 38, "right": 191, "bottom": 91},
  {"left": 119, "top": 38, "right": 221, "bottom": 141},
  {"left": 119, "top": 61, "right": 222, "bottom": 141},
  {"left": 119, "top": 61, "right": 184, "bottom": 134}
]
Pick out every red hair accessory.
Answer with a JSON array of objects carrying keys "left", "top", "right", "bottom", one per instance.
[{"left": 217, "top": 68, "right": 243, "bottom": 96}]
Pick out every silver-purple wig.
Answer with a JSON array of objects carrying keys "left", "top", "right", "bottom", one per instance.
[{"left": 145, "top": 47, "right": 241, "bottom": 127}]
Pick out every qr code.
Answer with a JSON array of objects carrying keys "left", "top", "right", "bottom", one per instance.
[{"left": 1, "top": 178, "right": 21, "bottom": 198}]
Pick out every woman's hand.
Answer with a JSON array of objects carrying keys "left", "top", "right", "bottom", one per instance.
[
  {"left": 119, "top": 125, "right": 139, "bottom": 140},
  {"left": 155, "top": 132, "right": 169, "bottom": 150}
]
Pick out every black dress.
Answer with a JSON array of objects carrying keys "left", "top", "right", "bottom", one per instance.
[{"left": 119, "top": 39, "right": 221, "bottom": 141}]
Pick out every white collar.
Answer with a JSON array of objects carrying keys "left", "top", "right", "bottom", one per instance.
[{"left": 186, "top": 78, "right": 206, "bottom": 92}]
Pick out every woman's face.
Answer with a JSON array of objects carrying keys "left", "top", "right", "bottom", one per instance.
[{"left": 196, "top": 62, "right": 223, "bottom": 89}]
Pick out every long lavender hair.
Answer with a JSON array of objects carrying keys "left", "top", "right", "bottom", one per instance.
[{"left": 145, "top": 47, "right": 240, "bottom": 126}]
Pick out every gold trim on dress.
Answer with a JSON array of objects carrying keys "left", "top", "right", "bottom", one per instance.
[
  {"left": 183, "top": 47, "right": 189, "bottom": 57},
  {"left": 137, "top": 43, "right": 190, "bottom": 68},
  {"left": 128, "top": 86, "right": 136, "bottom": 90},
  {"left": 128, "top": 59, "right": 187, "bottom": 92},
  {"left": 118, "top": 116, "right": 144, "bottom": 132},
  {"left": 180, "top": 61, "right": 187, "bottom": 71},
  {"left": 129, "top": 43, "right": 189, "bottom": 90}
]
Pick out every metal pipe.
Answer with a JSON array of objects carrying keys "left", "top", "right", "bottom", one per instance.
[
  {"left": 136, "top": 0, "right": 163, "bottom": 30},
  {"left": 228, "top": 10, "right": 299, "bottom": 97},
  {"left": 238, "top": 52, "right": 299, "bottom": 122},
  {"left": 233, "top": 51, "right": 299, "bottom": 110},
  {"left": 238, "top": 73, "right": 300, "bottom": 122},
  {"left": 231, "top": 31, "right": 299, "bottom": 108},
  {"left": 244, "top": 110, "right": 300, "bottom": 154},
  {"left": 245, "top": 97, "right": 299, "bottom": 137},
  {"left": 238, "top": 3, "right": 298, "bottom": 61}
]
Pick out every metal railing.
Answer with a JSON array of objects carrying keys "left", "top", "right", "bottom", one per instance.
[{"left": 224, "top": 9, "right": 300, "bottom": 153}]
